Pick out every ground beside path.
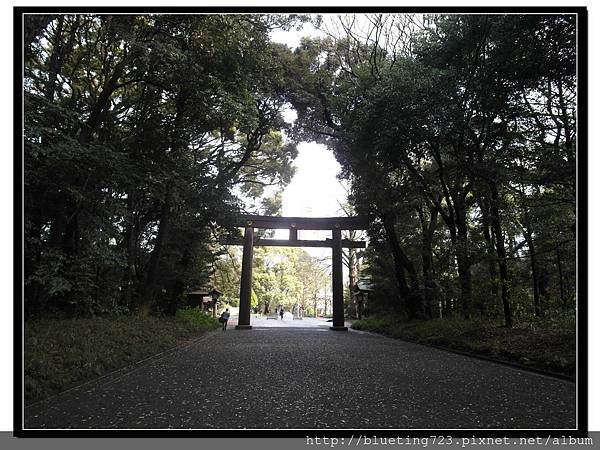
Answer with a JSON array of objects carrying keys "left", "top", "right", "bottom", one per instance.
[{"left": 25, "top": 317, "right": 576, "bottom": 429}]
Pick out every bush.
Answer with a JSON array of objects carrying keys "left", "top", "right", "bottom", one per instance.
[
  {"left": 25, "top": 310, "right": 220, "bottom": 402},
  {"left": 351, "top": 314, "right": 404, "bottom": 333},
  {"left": 175, "top": 307, "right": 221, "bottom": 329},
  {"left": 351, "top": 315, "right": 575, "bottom": 377}
]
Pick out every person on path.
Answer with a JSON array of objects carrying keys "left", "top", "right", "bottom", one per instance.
[
  {"left": 279, "top": 308, "right": 284, "bottom": 320},
  {"left": 220, "top": 308, "right": 231, "bottom": 330}
]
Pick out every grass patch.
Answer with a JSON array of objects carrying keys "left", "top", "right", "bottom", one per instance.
[
  {"left": 351, "top": 315, "right": 575, "bottom": 378},
  {"left": 25, "top": 308, "right": 220, "bottom": 403}
]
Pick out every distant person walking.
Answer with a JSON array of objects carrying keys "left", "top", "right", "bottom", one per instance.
[
  {"left": 219, "top": 308, "right": 231, "bottom": 331},
  {"left": 279, "top": 308, "right": 284, "bottom": 320}
]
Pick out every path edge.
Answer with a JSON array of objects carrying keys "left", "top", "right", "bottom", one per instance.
[
  {"left": 24, "top": 329, "right": 220, "bottom": 410},
  {"left": 348, "top": 327, "right": 575, "bottom": 383}
]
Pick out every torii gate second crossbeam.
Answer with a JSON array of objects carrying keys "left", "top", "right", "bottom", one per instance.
[{"left": 223, "top": 215, "right": 368, "bottom": 331}]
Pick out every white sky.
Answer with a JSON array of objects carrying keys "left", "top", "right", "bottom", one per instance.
[
  {"left": 270, "top": 20, "right": 324, "bottom": 49},
  {"left": 277, "top": 141, "right": 348, "bottom": 262},
  {"left": 280, "top": 142, "right": 347, "bottom": 221}
]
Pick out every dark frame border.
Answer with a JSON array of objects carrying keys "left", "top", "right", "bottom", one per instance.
[{"left": 14, "top": 5, "right": 588, "bottom": 439}]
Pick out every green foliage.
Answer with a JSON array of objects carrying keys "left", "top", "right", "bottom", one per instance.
[
  {"left": 253, "top": 247, "right": 328, "bottom": 314},
  {"left": 24, "top": 14, "right": 306, "bottom": 317},
  {"left": 351, "top": 314, "right": 407, "bottom": 334},
  {"left": 251, "top": 289, "right": 259, "bottom": 309},
  {"left": 352, "top": 316, "right": 575, "bottom": 376},
  {"left": 25, "top": 311, "right": 220, "bottom": 402},
  {"left": 288, "top": 14, "right": 576, "bottom": 327},
  {"left": 175, "top": 307, "right": 222, "bottom": 329},
  {"left": 213, "top": 246, "right": 329, "bottom": 315}
]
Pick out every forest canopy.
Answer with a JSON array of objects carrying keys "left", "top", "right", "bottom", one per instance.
[
  {"left": 23, "top": 13, "right": 577, "bottom": 330},
  {"left": 283, "top": 14, "right": 576, "bottom": 328},
  {"left": 24, "top": 14, "right": 305, "bottom": 316}
]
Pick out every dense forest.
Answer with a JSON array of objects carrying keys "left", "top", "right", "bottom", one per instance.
[
  {"left": 24, "top": 14, "right": 306, "bottom": 317},
  {"left": 286, "top": 14, "right": 576, "bottom": 328},
  {"left": 24, "top": 13, "right": 577, "bottom": 330}
]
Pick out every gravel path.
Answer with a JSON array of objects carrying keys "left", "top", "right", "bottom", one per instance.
[{"left": 24, "top": 319, "right": 576, "bottom": 429}]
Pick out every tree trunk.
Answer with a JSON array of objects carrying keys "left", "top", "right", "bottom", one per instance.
[
  {"left": 418, "top": 205, "right": 438, "bottom": 319},
  {"left": 479, "top": 196, "right": 498, "bottom": 316},
  {"left": 348, "top": 247, "right": 358, "bottom": 292},
  {"left": 78, "top": 56, "right": 129, "bottom": 144},
  {"left": 522, "top": 213, "right": 541, "bottom": 317},
  {"left": 62, "top": 209, "right": 80, "bottom": 256},
  {"left": 556, "top": 245, "right": 566, "bottom": 309},
  {"left": 24, "top": 205, "right": 45, "bottom": 318},
  {"left": 433, "top": 185, "right": 472, "bottom": 320},
  {"left": 143, "top": 186, "right": 173, "bottom": 310},
  {"left": 382, "top": 213, "right": 409, "bottom": 296},
  {"left": 454, "top": 197, "right": 472, "bottom": 320},
  {"left": 489, "top": 182, "right": 512, "bottom": 327},
  {"left": 382, "top": 212, "right": 422, "bottom": 318},
  {"left": 123, "top": 192, "right": 139, "bottom": 309},
  {"left": 166, "top": 246, "right": 192, "bottom": 315},
  {"left": 139, "top": 91, "right": 187, "bottom": 313}
]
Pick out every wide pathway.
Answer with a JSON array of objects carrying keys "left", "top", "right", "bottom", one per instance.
[{"left": 24, "top": 317, "right": 576, "bottom": 429}]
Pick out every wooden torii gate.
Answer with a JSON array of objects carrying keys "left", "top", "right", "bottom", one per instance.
[{"left": 224, "top": 215, "right": 368, "bottom": 331}]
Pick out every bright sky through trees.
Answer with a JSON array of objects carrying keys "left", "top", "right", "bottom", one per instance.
[
  {"left": 272, "top": 22, "right": 346, "bottom": 222},
  {"left": 280, "top": 142, "right": 347, "bottom": 221},
  {"left": 271, "top": 23, "right": 349, "bottom": 263}
]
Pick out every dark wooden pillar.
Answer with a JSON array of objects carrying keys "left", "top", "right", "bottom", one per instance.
[
  {"left": 236, "top": 226, "right": 254, "bottom": 329},
  {"left": 331, "top": 227, "right": 347, "bottom": 330}
]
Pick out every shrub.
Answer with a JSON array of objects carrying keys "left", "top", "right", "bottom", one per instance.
[
  {"left": 351, "top": 314, "right": 574, "bottom": 377},
  {"left": 25, "top": 310, "right": 220, "bottom": 402},
  {"left": 175, "top": 307, "right": 221, "bottom": 330}
]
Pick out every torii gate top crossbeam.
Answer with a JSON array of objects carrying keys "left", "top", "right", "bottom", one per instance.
[{"left": 234, "top": 215, "right": 368, "bottom": 230}]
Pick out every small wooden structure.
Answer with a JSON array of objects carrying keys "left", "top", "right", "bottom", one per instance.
[
  {"left": 187, "top": 289, "right": 209, "bottom": 308},
  {"left": 352, "top": 279, "right": 374, "bottom": 320},
  {"left": 222, "top": 215, "right": 368, "bottom": 331},
  {"left": 186, "top": 288, "right": 222, "bottom": 316}
]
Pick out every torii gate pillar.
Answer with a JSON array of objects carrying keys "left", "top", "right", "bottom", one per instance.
[
  {"left": 330, "top": 227, "right": 347, "bottom": 330},
  {"left": 236, "top": 226, "right": 254, "bottom": 329}
]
